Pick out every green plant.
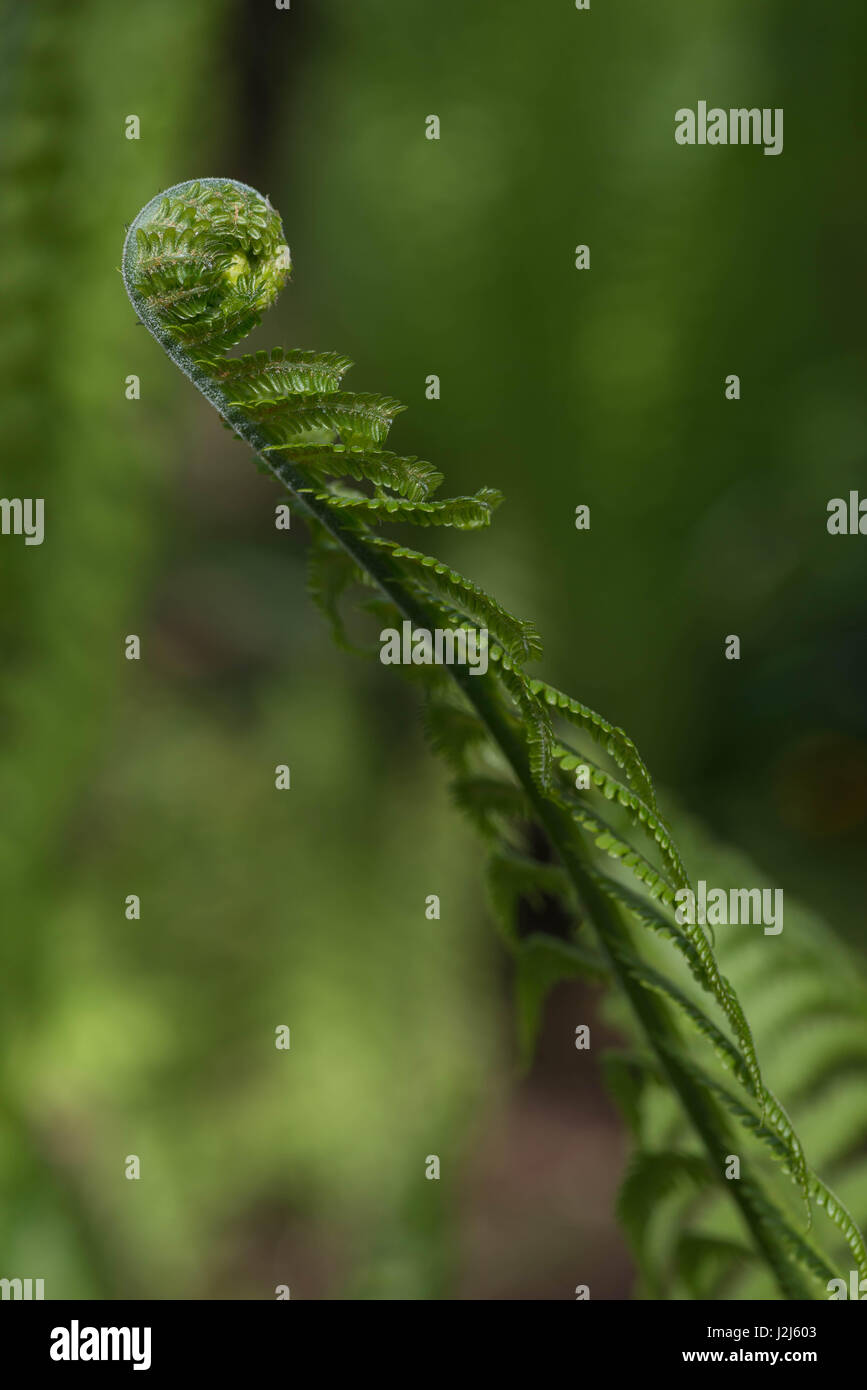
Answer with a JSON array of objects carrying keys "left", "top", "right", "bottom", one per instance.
[
  {"left": 604, "top": 814, "right": 867, "bottom": 1298},
  {"left": 122, "top": 177, "right": 866, "bottom": 1299}
]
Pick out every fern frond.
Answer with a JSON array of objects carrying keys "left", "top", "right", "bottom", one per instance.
[
  {"left": 613, "top": 946, "right": 756, "bottom": 1095},
  {"left": 123, "top": 176, "right": 867, "bottom": 1302},
  {"left": 269, "top": 444, "right": 443, "bottom": 502},
  {"left": 371, "top": 539, "right": 543, "bottom": 666},
  {"left": 755, "top": 1017, "right": 867, "bottom": 1104},
  {"left": 513, "top": 933, "right": 609, "bottom": 1067},
  {"left": 735, "top": 1177, "right": 836, "bottom": 1293},
  {"left": 486, "top": 847, "right": 576, "bottom": 946},
  {"left": 494, "top": 659, "right": 556, "bottom": 792},
  {"left": 592, "top": 870, "right": 764, "bottom": 1103},
  {"left": 671, "top": 1054, "right": 811, "bottom": 1219},
  {"left": 213, "top": 346, "right": 353, "bottom": 397},
  {"left": 618, "top": 1151, "right": 712, "bottom": 1284},
  {"left": 673, "top": 1232, "right": 755, "bottom": 1299},
  {"left": 422, "top": 699, "right": 488, "bottom": 772},
  {"left": 450, "top": 775, "right": 529, "bottom": 839},
  {"left": 601, "top": 1051, "right": 652, "bottom": 1140},
  {"left": 237, "top": 390, "right": 404, "bottom": 447},
  {"left": 312, "top": 486, "right": 502, "bottom": 530},
  {"left": 306, "top": 524, "right": 370, "bottom": 651},
  {"left": 612, "top": 1052, "right": 838, "bottom": 1295},
  {"left": 553, "top": 743, "right": 689, "bottom": 890},
  {"left": 618, "top": 945, "right": 812, "bottom": 1219},
  {"left": 510, "top": 664, "right": 658, "bottom": 812},
  {"left": 810, "top": 1176, "right": 867, "bottom": 1282},
  {"left": 590, "top": 870, "right": 708, "bottom": 987},
  {"left": 558, "top": 793, "right": 678, "bottom": 905}
]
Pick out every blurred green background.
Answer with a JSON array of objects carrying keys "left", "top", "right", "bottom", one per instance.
[{"left": 1, "top": 0, "right": 865, "bottom": 1299}]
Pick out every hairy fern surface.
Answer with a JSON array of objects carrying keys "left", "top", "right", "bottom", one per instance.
[{"left": 122, "top": 178, "right": 866, "bottom": 1299}]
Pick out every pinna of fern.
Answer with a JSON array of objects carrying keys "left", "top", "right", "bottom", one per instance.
[{"left": 123, "top": 178, "right": 866, "bottom": 1298}]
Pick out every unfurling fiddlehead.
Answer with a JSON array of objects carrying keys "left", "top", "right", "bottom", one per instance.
[{"left": 122, "top": 178, "right": 865, "bottom": 1298}]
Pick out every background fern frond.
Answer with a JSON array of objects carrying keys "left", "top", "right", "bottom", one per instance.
[
  {"left": 674, "top": 1233, "right": 756, "bottom": 1299},
  {"left": 617, "top": 1150, "right": 712, "bottom": 1280},
  {"left": 422, "top": 699, "right": 489, "bottom": 773},
  {"left": 306, "top": 523, "right": 371, "bottom": 651},
  {"left": 604, "top": 814, "right": 867, "bottom": 1297},
  {"left": 450, "top": 775, "right": 530, "bottom": 840},
  {"left": 512, "top": 933, "right": 609, "bottom": 1067}
]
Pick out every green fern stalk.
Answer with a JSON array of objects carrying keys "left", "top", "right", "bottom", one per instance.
[{"left": 122, "top": 178, "right": 864, "bottom": 1299}]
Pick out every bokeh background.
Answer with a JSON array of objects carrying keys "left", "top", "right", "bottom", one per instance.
[{"left": 1, "top": 0, "right": 865, "bottom": 1299}]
